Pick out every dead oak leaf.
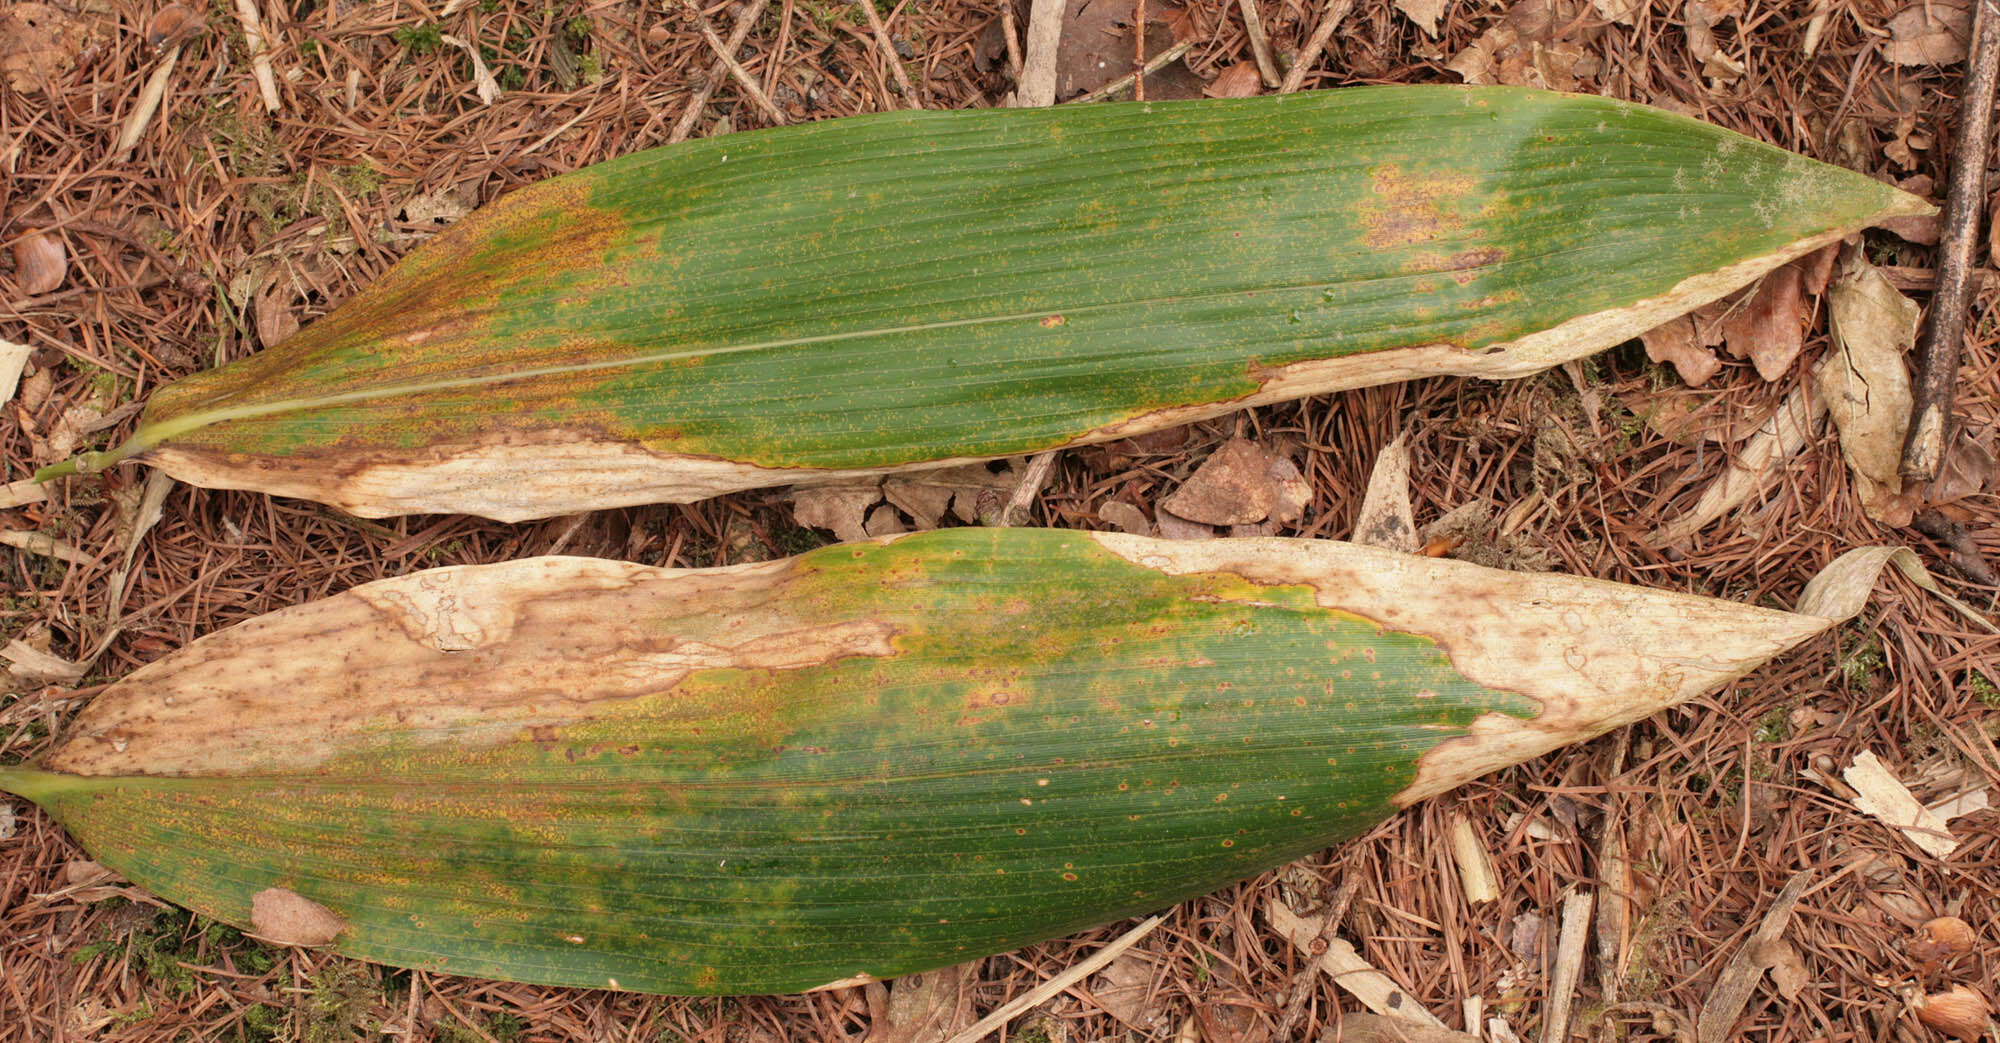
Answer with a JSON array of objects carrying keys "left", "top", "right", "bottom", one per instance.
[
  {"left": 1720, "top": 266, "right": 1806, "bottom": 382},
  {"left": 1821, "top": 250, "right": 1919, "bottom": 525},
  {"left": 790, "top": 484, "right": 881, "bottom": 542},
  {"left": 1639, "top": 315, "right": 1722, "bottom": 387},
  {"left": 1203, "top": 60, "right": 1262, "bottom": 97},
  {"left": 1396, "top": 0, "right": 1448, "bottom": 38},
  {"left": 1886, "top": 0, "right": 1970, "bottom": 66}
]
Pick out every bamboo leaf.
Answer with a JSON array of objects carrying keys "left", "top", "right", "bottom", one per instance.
[
  {"left": 3, "top": 528, "right": 1845, "bottom": 994},
  {"left": 38, "top": 87, "right": 1925, "bottom": 520}
]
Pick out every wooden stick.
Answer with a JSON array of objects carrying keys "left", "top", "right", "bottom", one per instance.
[
  {"left": 1901, "top": 0, "right": 2000, "bottom": 481},
  {"left": 1279, "top": 0, "right": 1355, "bottom": 94},
  {"left": 1542, "top": 889, "right": 1594, "bottom": 1043},
  {"left": 857, "top": 0, "right": 921, "bottom": 109},
  {"left": 998, "top": 451, "right": 1059, "bottom": 526},
  {"left": 232, "top": 0, "right": 282, "bottom": 112},
  {"left": 938, "top": 915, "right": 1165, "bottom": 1043},
  {"left": 1071, "top": 39, "right": 1193, "bottom": 103},
  {"left": 1236, "top": 0, "right": 1280, "bottom": 87},
  {"left": 670, "top": 0, "right": 772, "bottom": 143},
  {"left": 1018, "top": 0, "right": 1066, "bottom": 107},
  {"left": 1447, "top": 816, "right": 1499, "bottom": 904},
  {"left": 1132, "top": 0, "right": 1147, "bottom": 102},
  {"left": 683, "top": 0, "right": 787, "bottom": 126}
]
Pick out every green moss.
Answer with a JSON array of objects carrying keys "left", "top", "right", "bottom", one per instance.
[
  {"left": 1753, "top": 705, "right": 1790, "bottom": 744},
  {"left": 242, "top": 1004, "right": 285, "bottom": 1042},
  {"left": 1837, "top": 626, "right": 1886, "bottom": 688},
  {"left": 393, "top": 22, "right": 444, "bottom": 54},
  {"left": 303, "top": 961, "right": 383, "bottom": 1043},
  {"left": 1970, "top": 670, "right": 2000, "bottom": 709}
]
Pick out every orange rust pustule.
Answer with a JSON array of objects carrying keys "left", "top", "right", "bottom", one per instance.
[{"left": 1360, "top": 164, "right": 1484, "bottom": 250}]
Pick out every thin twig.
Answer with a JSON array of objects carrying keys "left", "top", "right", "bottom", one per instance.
[
  {"left": 683, "top": 0, "right": 788, "bottom": 126},
  {"left": 1902, "top": 0, "right": 2000, "bottom": 481},
  {"left": 1279, "top": 0, "right": 1355, "bottom": 93},
  {"left": 1001, "top": 2, "right": 1024, "bottom": 83},
  {"left": 232, "top": 0, "right": 282, "bottom": 112},
  {"left": 1133, "top": 0, "right": 1147, "bottom": 102},
  {"left": 939, "top": 915, "right": 1165, "bottom": 1043},
  {"left": 670, "top": 0, "right": 772, "bottom": 143},
  {"left": 1237, "top": 0, "right": 1280, "bottom": 87},
  {"left": 1018, "top": 0, "right": 1066, "bottom": 107},
  {"left": 857, "top": 0, "right": 921, "bottom": 109},
  {"left": 1071, "top": 39, "right": 1194, "bottom": 103},
  {"left": 998, "top": 451, "right": 1059, "bottom": 526}
]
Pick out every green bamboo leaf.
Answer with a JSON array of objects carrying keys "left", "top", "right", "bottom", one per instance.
[
  {"left": 1, "top": 529, "right": 1835, "bottom": 994},
  {"left": 37, "top": 87, "right": 1924, "bottom": 520}
]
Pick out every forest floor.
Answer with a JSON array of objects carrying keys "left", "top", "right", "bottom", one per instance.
[{"left": 2, "top": 0, "right": 1998, "bottom": 1039}]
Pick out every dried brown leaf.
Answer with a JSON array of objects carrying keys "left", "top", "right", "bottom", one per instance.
[
  {"left": 12, "top": 230, "right": 66, "bottom": 295},
  {"left": 1721, "top": 266, "right": 1805, "bottom": 382},
  {"left": 868, "top": 962, "right": 974, "bottom": 1043},
  {"left": 1821, "top": 253, "right": 1917, "bottom": 524},
  {"left": 1089, "top": 954, "right": 1158, "bottom": 1030},
  {"left": 1886, "top": 0, "right": 1971, "bottom": 66},
  {"left": 789, "top": 484, "right": 880, "bottom": 542},
  {"left": 1097, "top": 500, "right": 1152, "bottom": 535},
  {"left": 1639, "top": 315, "right": 1721, "bottom": 386},
  {"left": 1154, "top": 510, "right": 1215, "bottom": 540},
  {"left": 1396, "top": 0, "right": 1448, "bottom": 37},
  {"left": 145, "top": 3, "right": 204, "bottom": 50},
  {"left": 1160, "top": 438, "right": 1277, "bottom": 525},
  {"left": 1203, "top": 60, "right": 1263, "bottom": 97}
]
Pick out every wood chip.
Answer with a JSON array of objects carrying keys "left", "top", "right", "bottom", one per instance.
[
  {"left": 1352, "top": 433, "right": 1418, "bottom": 552},
  {"left": 1448, "top": 815, "right": 1499, "bottom": 904},
  {"left": 0, "top": 638, "right": 85, "bottom": 685},
  {"left": 1161, "top": 438, "right": 1279, "bottom": 525},
  {"left": 0, "top": 338, "right": 28, "bottom": 403},
  {"left": 0, "top": 527, "right": 93, "bottom": 566}
]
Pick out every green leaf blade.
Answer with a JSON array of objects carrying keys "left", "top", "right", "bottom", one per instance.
[
  {"left": 5, "top": 529, "right": 1837, "bottom": 994},
  {"left": 83, "top": 87, "right": 1920, "bottom": 519}
]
